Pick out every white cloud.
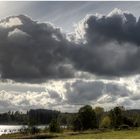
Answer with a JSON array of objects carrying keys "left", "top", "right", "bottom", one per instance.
[
  {"left": 0, "top": 17, "right": 22, "bottom": 28},
  {"left": 0, "top": 75, "right": 139, "bottom": 112}
]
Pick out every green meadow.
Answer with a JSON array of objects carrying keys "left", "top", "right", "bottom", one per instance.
[
  {"left": 57, "top": 129, "right": 140, "bottom": 139},
  {"left": 1, "top": 129, "right": 140, "bottom": 139}
]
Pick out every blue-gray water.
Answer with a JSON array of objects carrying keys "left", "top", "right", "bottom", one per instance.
[
  {"left": 0, "top": 125, "right": 67, "bottom": 135},
  {"left": 0, "top": 125, "right": 46, "bottom": 135}
]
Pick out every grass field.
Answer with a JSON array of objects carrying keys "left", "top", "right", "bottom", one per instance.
[
  {"left": 1, "top": 129, "right": 140, "bottom": 139},
  {"left": 57, "top": 129, "right": 140, "bottom": 139}
]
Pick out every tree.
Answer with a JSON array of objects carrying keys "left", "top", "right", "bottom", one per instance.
[
  {"left": 72, "top": 115, "right": 82, "bottom": 131},
  {"left": 100, "top": 116, "right": 111, "bottom": 128},
  {"left": 109, "top": 106, "right": 124, "bottom": 128},
  {"left": 57, "top": 113, "right": 75, "bottom": 129},
  {"left": 94, "top": 106, "right": 104, "bottom": 128},
  {"left": 77, "top": 105, "right": 97, "bottom": 130},
  {"left": 28, "top": 109, "right": 60, "bottom": 125},
  {"left": 49, "top": 119, "right": 61, "bottom": 133}
]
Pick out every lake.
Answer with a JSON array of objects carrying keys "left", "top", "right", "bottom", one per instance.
[
  {"left": 0, "top": 125, "right": 46, "bottom": 135},
  {"left": 0, "top": 125, "right": 67, "bottom": 135}
]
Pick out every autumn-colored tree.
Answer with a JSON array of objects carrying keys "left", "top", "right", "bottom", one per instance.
[
  {"left": 94, "top": 106, "right": 104, "bottom": 128},
  {"left": 100, "top": 116, "right": 111, "bottom": 128}
]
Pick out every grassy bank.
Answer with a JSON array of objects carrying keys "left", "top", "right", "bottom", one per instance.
[
  {"left": 0, "top": 132, "right": 59, "bottom": 139},
  {"left": 1, "top": 128, "right": 140, "bottom": 139}
]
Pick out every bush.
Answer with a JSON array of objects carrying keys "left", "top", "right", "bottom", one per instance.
[{"left": 29, "top": 126, "right": 40, "bottom": 134}]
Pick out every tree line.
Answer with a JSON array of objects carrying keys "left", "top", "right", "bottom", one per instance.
[
  {"left": 0, "top": 105, "right": 140, "bottom": 132},
  {"left": 0, "top": 109, "right": 60, "bottom": 125},
  {"left": 72, "top": 105, "right": 139, "bottom": 131}
]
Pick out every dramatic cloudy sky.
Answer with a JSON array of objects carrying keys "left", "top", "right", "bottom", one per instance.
[{"left": 1, "top": 1, "right": 140, "bottom": 112}]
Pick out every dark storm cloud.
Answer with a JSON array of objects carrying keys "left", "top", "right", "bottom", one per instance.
[
  {"left": 83, "top": 9, "right": 138, "bottom": 45},
  {"left": 1, "top": 9, "right": 140, "bottom": 82},
  {"left": 0, "top": 15, "right": 75, "bottom": 81},
  {"left": 70, "top": 9, "right": 140, "bottom": 77}
]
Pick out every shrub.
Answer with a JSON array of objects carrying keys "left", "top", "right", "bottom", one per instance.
[{"left": 29, "top": 126, "right": 40, "bottom": 134}]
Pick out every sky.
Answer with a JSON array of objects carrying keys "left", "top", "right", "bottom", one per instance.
[
  {"left": 1, "top": 1, "right": 140, "bottom": 32},
  {"left": 1, "top": 1, "right": 140, "bottom": 112}
]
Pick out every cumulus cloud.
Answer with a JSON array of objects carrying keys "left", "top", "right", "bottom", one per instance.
[
  {"left": 75, "top": 8, "right": 138, "bottom": 45},
  {"left": 65, "top": 80, "right": 104, "bottom": 104},
  {"left": 1, "top": 9, "right": 140, "bottom": 112},
  {"left": 0, "top": 15, "right": 76, "bottom": 82},
  {"left": 1, "top": 9, "right": 140, "bottom": 81},
  {"left": 0, "top": 17, "right": 22, "bottom": 28},
  {"left": 0, "top": 77, "right": 138, "bottom": 112},
  {"left": 70, "top": 8, "right": 140, "bottom": 77}
]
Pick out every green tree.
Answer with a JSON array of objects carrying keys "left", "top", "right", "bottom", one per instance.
[
  {"left": 57, "top": 113, "right": 75, "bottom": 129},
  {"left": 109, "top": 106, "right": 124, "bottom": 128},
  {"left": 72, "top": 115, "right": 82, "bottom": 131},
  {"left": 49, "top": 119, "right": 61, "bottom": 133},
  {"left": 78, "top": 105, "right": 97, "bottom": 130}
]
